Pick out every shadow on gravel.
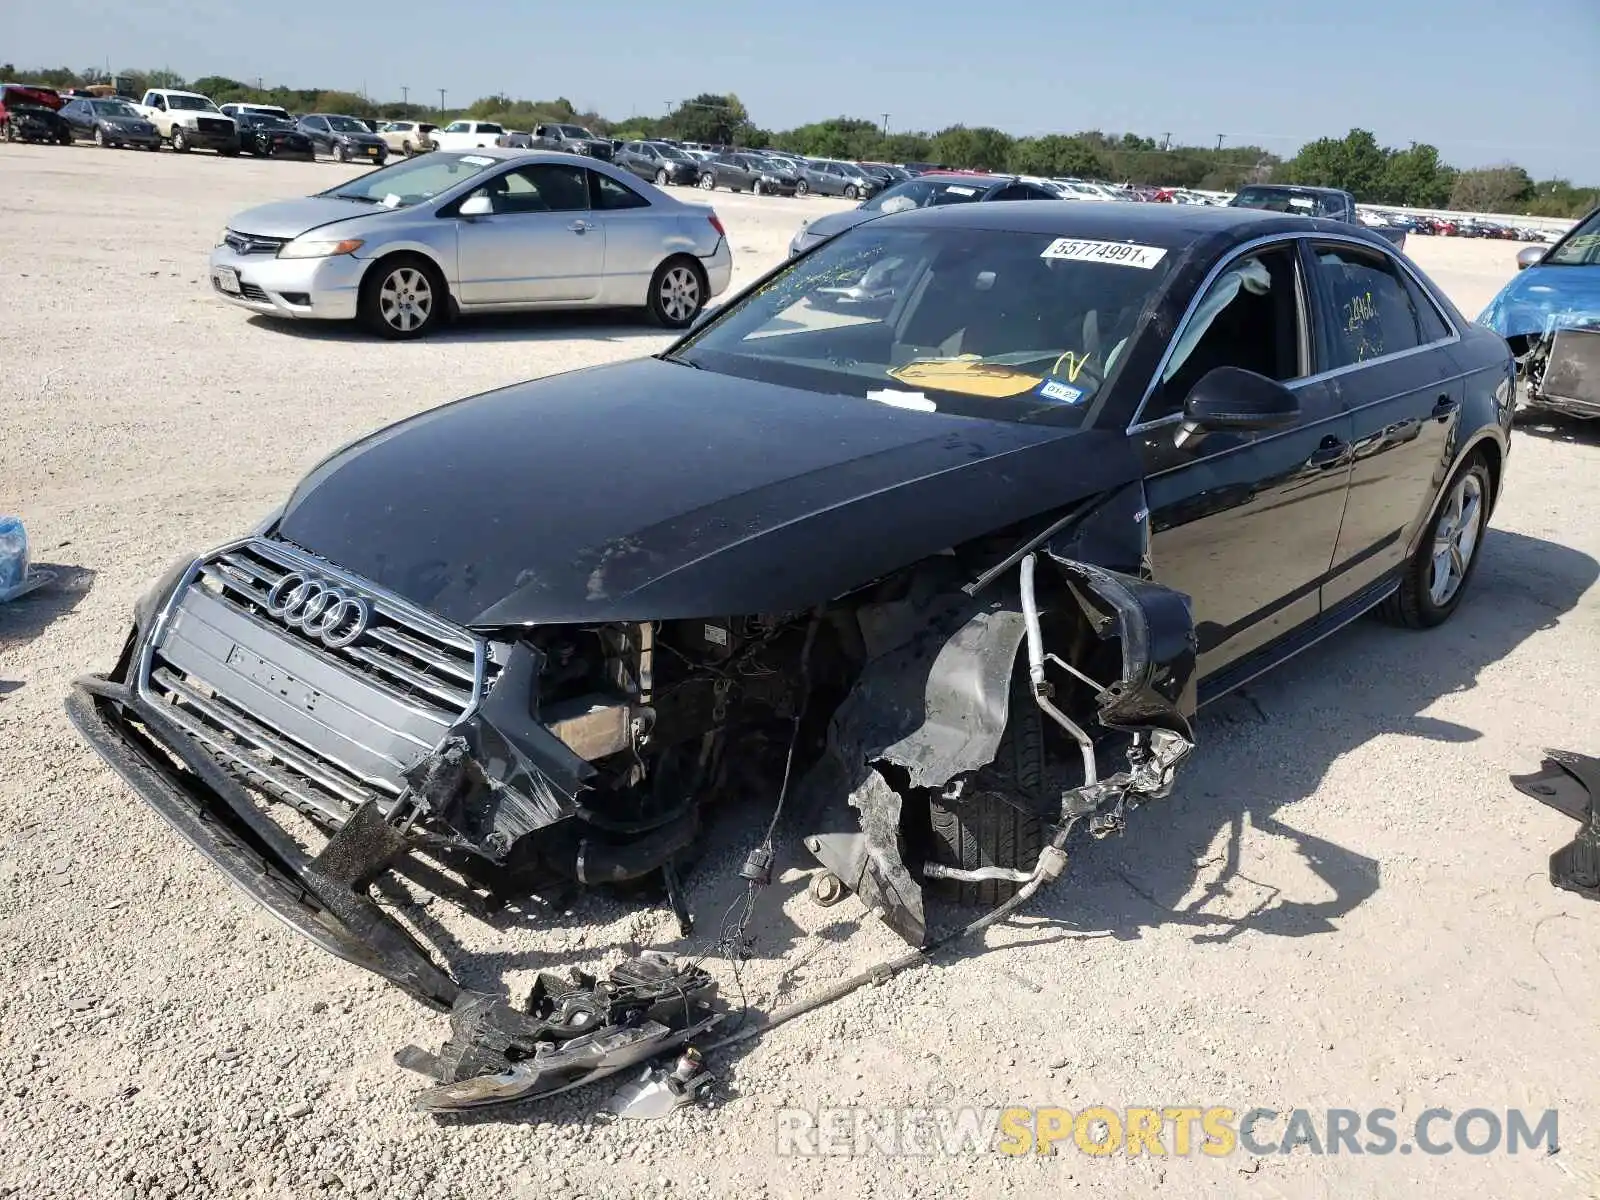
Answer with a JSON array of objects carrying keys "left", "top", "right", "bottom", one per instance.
[
  {"left": 0, "top": 564, "right": 96, "bottom": 667},
  {"left": 245, "top": 308, "right": 669, "bottom": 347},
  {"left": 1043, "top": 527, "right": 1597, "bottom": 946},
  {"left": 1514, "top": 414, "right": 1600, "bottom": 445}
]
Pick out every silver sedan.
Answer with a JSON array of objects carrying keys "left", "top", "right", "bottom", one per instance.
[{"left": 207, "top": 149, "right": 733, "bottom": 338}]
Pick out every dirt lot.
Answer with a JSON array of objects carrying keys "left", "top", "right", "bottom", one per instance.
[{"left": 3, "top": 144, "right": 1599, "bottom": 1200}]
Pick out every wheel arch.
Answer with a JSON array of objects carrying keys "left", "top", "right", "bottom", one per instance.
[{"left": 1406, "top": 431, "right": 1506, "bottom": 560}]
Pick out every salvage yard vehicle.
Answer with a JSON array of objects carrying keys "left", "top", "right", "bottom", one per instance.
[
  {"left": 429, "top": 119, "right": 505, "bottom": 151},
  {"left": 1480, "top": 203, "right": 1600, "bottom": 419},
  {"left": 205, "top": 149, "right": 731, "bottom": 337},
  {"left": 797, "top": 158, "right": 881, "bottom": 200},
  {"left": 132, "top": 88, "right": 239, "bottom": 154},
  {"left": 530, "top": 122, "right": 615, "bottom": 160},
  {"left": 234, "top": 112, "right": 314, "bottom": 159},
  {"left": 59, "top": 96, "right": 161, "bottom": 148},
  {"left": 614, "top": 140, "right": 703, "bottom": 187},
  {"left": 70, "top": 201, "right": 1512, "bottom": 1107},
  {"left": 297, "top": 113, "right": 388, "bottom": 164},
  {"left": 379, "top": 120, "right": 436, "bottom": 156},
  {"left": 788, "top": 172, "right": 1059, "bottom": 256},
  {"left": 699, "top": 151, "right": 801, "bottom": 195},
  {"left": 1229, "top": 184, "right": 1406, "bottom": 252},
  {"left": 0, "top": 83, "right": 71, "bottom": 144}
]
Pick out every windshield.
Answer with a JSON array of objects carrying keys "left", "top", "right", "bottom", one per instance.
[
  {"left": 670, "top": 225, "right": 1172, "bottom": 426},
  {"left": 1543, "top": 208, "right": 1600, "bottom": 267},
  {"left": 326, "top": 116, "right": 369, "bottom": 133},
  {"left": 650, "top": 142, "right": 691, "bottom": 161},
  {"left": 319, "top": 152, "right": 498, "bottom": 206},
  {"left": 555, "top": 124, "right": 594, "bottom": 138},
  {"left": 92, "top": 101, "right": 138, "bottom": 118},
  {"left": 752, "top": 157, "right": 791, "bottom": 173},
  {"left": 1230, "top": 186, "right": 1345, "bottom": 218},
  {"left": 168, "top": 94, "right": 218, "bottom": 112},
  {"left": 862, "top": 178, "right": 994, "bottom": 213}
]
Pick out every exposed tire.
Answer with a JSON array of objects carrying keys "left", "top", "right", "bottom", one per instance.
[
  {"left": 796, "top": 179, "right": 809, "bottom": 196},
  {"left": 844, "top": 184, "right": 858, "bottom": 200},
  {"left": 358, "top": 254, "right": 447, "bottom": 340},
  {"left": 646, "top": 256, "right": 706, "bottom": 328},
  {"left": 655, "top": 168, "right": 670, "bottom": 186},
  {"left": 926, "top": 669, "right": 1076, "bottom": 907},
  {"left": 1379, "top": 453, "right": 1492, "bottom": 629},
  {"left": 171, "top": 127, "right": 189, "bottom": 153},
  {"left": 401, "top": 140, "right": 414, "bottom": 156}
]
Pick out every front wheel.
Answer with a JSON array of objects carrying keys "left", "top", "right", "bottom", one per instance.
[
  {"left": 94, "top": 127, "right": 106, "bottom": 147},
  {"left": 699, "top": 172, "right": 714, "bottom": 190},
  {"left": 751, "top": 179, "right": 763, "bottom": 196},
  {"left": 843, "top": 184, "right": 858, "bottom": 200},
  {"left": 795, "top": 179, "right": 809, "bottom": 196},
  {"left": 647, "top": 257, "right": 706, "bottom": 329},
  {"left": 171, "top": 128, "right": 188, "bottom": 153},
  {"left": 655, "top": 168, "right": 670, "bottom": 186},
  {"left": 401, "top": 140, "right": 413, "bottom": 156},
  {"left": 359, "top": 255, "right": 446, "bottom": 340},
  {"left": 1379, "top": 455, "right": 1492, "bottom": 628},
  {"left": 334, "top": 142, "right": 348, "bottom": 163}
]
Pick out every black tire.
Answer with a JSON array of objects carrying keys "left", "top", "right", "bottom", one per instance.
[
  {"left": 2, "top": 123, "right": 13, "bottom": 143},
  {"left": 796, "top": 179, "right": 809, "bottom": 196},
  {"left": 171, "top": 127, "right": 188, "bottom": 153},
  {"left": 93, "top": 127, "right": 106, "bottom": 147},
  {"left": 358, "top": 254, "right": 447, "bottom": 340},
  {"left": 926, "top": 669, "right": 1076, "bottom": 906},
  {"left": 1379, "top": 454, "right": 1493, "bottom": 629},
  {"left": 646, "top": 256, "right": 707, "bottom": 329},
  {"left": 844, "top": 184, "right": 858, "bottom": 200}
]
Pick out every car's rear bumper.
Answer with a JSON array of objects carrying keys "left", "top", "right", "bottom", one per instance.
[
  {"left": 702, "top": 239, "right": 733, "bottom": 298},
  {"left": 176, "top": 128, "right": 239, "bottom": 150},
  {"left": 207, "top": 245, "right": 365, "bottom": 320},
  {"left": 66, "top": 674, "right": 460, "bottom": 1009}
]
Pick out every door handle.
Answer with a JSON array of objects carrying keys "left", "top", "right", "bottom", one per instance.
[
  {"left": 569, "top": 220, "right": 591, "bottom": 233},
  {"left": 1306, "top": 435, "right": 1349, "bottom": 468},
  {"left": 1432, "top": 394, "right": 1459, "bottom": 421}
]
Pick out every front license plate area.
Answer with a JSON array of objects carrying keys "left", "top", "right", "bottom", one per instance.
[
  {"left": 225, "top": 644, "right": 321, "bottom": 715},
  {"left": 214, "top": 266, "right": 241, "bottom": 294}
]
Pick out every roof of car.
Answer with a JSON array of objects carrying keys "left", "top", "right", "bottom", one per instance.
[{"left": 877, "top": 198, "right": 1386, "bottom": 249}]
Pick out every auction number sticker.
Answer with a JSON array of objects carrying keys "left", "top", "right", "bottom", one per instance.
[{"left": 1040, "top": 238, "right": 1167, "bottom": 269}]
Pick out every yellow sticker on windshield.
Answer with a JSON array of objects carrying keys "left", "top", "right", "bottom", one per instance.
[{"left": 888, "top": 357, "right": 1043, "bottom": 397}]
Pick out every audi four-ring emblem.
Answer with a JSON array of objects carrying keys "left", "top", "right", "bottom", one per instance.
[{"left": 265, "top": 572, "right": 372, "bottom": 648}]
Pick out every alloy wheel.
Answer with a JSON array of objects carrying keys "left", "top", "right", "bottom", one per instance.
[
  {"left": 378, "top": 267, "right": 434, "bottom": 333},
  {"left": 656, "top": 168, "right": 669, "bottom": 185},
  {"left": 658, "top": 265, "right": 701, "bottom": 324},
  {"left": 1428, "top": 471, "right": 1484, "bottom": 606},
  {"left": 700, "top": 173, "right": 714, "bottom": 190},
  {"left": 94, "top": 127, "right": 105, "bottom": 147}
]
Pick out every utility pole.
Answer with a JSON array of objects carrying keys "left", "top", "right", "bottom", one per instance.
[
  {"left": 881, "top": 113, "right": 890, "bottom": 138},
  {"left": 1161, "top": 131, "right": 1171, "bottom": 151},
  {"left": 1215, "top": 133, "right": 1225, "bottom": 151},
  {"left": 438, "top": 88, "right": 446, "bottom": 113},
  {"left": 401, "top": 85, "right": 409, "bottom": 108}
]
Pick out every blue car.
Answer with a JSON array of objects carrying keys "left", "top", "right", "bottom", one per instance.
[{"left": 1479, "top": 205, "right": 1600, "bottom": 419}]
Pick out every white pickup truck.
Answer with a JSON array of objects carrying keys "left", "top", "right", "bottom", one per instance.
[
  {"left": 131, "top": 88, "right": 239, "bottom": 154},
  {"left": 429, "top": 120, "right": 505, "bottom": 151}
]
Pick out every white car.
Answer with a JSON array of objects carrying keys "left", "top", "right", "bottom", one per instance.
[
  {"left": 430, "top": 120, "right": 505, "bottom": 151},
  {"left": 220, "top": 102, "right": 291, "bottom": 123},
  {"left": 132, "top": 89, "right": 239, "bottom": 154}
]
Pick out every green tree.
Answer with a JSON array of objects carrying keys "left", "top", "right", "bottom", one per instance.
[
  {"left": 144, "top": 67, "right": 186, "bottom": 89},
  {"left": 930, "top": 125, "right": 1013, "bottom": 170},
  {"left": 1008, "top": 134, "right": 1105, "bottom": 178},
  {"left": 313, "top": 90, "right": 375, "bottom": 117},
  {"left": 1281, "top": 128, "right": 1389, "bottom": 198},
  {"left": 667, "top": 93, "right": 750, "bottom": 144},
  {"left": 1376, "top": 142, "right": 1455, "bottom": 207},
  {"left": 1449, "top": 164, "right": 1536, "bottom": 213}
]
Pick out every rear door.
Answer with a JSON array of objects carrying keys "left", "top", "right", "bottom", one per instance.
[
  {"left": 453, "top": 162, "right": 605, "bottom": 304},
  {"left": 1137, "top": 239, "right": 1355, "bottom": 683},
  {"left": 1302, "top": 239, "right": 1463, "bottom": 608}
]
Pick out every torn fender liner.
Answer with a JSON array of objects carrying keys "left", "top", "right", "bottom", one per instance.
[
  {"left": 1512, "top": 750, "right": 1600, "bottom": 902},
  {"left": 796, "top": 586, "right": 1032, "bottom": 945},
  {"left": 66, "top": 677, "right": 461, "bottom": 1010},
  {"left": 398, "top": 952, "right": 721, "bottom": 1112}
]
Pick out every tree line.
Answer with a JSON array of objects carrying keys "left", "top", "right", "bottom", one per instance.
[{"left": 6, "top": 65, "right": 1595, "bottom": 218}]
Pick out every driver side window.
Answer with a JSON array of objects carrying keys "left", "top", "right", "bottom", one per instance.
[{"left": 1146, "top": 244, "right": 1306, "bottom": 422}]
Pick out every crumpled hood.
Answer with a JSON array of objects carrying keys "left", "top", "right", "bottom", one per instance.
[
  {"left": 273, "top": 357, "right": 1137, "bottom": 629},
  {"left": 226, "top": 197, "right": 378, "bottom": 238},
  {"left": 1479, "top": 264, "right": 1600, "bottom": 340}
]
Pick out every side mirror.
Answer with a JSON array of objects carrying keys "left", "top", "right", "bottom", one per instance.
[
  {"left": 458, "top": 194, "right": 493, "bottom": 218},
  {"left": 1174, "top": 366, "right": 1300, "bottom": 448},
  {"left": 1516, "top": 245, "right": 1546, "bottom": 271}
]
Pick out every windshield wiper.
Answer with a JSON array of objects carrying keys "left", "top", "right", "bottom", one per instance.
[
  {"left": 339, "top": 194, "right": 383, "bottom": 204},
  {"left": 659, "top": 351, "right": 703, "bottom": 370}
]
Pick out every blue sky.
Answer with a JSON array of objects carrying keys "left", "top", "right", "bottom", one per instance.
[{"left": 6, "top": 0, "right": 1598, "bottom": 179}]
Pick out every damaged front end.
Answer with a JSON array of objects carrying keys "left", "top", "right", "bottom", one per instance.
[{"left": 67, "top": 488, "right": 1197, "bottom": 1111}]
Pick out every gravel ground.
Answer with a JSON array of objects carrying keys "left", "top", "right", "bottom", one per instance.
[{"left": 3, "top": 144, "right": 1599, "bottom": 1200}]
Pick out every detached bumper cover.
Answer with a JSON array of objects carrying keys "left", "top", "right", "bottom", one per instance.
[
  {"left": 207, "top": 246, "right": 365, "bottom": 320},
  {"left": 66, "top": 675, "right": 461, "bottom": 1010}
]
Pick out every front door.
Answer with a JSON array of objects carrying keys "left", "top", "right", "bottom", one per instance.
[
  {"left": 1135, "top": 240, "right": 1355, "bottom": 684},
  {"left": 453, "top": 163, "right": 605, "bottom": 305},
  {"left": 1302, "top": 239, "right": 1464, "bottom": 607}
]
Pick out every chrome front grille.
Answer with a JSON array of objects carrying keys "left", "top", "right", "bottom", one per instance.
[
  {"left": 224, "top": 231, "right": 287, "bottom": 255},
  {"left": 136, "top": 538, "right": 497, "bottom": 826}
]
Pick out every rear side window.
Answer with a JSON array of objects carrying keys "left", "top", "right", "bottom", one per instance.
[
  {"left": 1309, "top": 244, "right": 1428, "bottom": 368},
  {"left": 591, "top": 171, "right": 649, "bottom": 210}
]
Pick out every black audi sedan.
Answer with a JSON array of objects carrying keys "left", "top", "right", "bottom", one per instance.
[
  {"left": 59, "top": 96, "right": 161, "bottom": 149},
  {"left": 68, "top": 202, "right": 1512, "bottom": 1106},
  {"left": 235, "top": 111, "right": 314, "bottom": 159}
]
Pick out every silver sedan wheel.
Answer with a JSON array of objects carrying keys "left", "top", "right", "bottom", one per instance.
[
  {"left": 378, "top": 267, "right": 434, "bottom": 333},
  {"left": 658, "top": 265, "right": 701, "bottom": 324},
  {"left": 1428, "top": 471, "right": 1484, "bottom": 606}
]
